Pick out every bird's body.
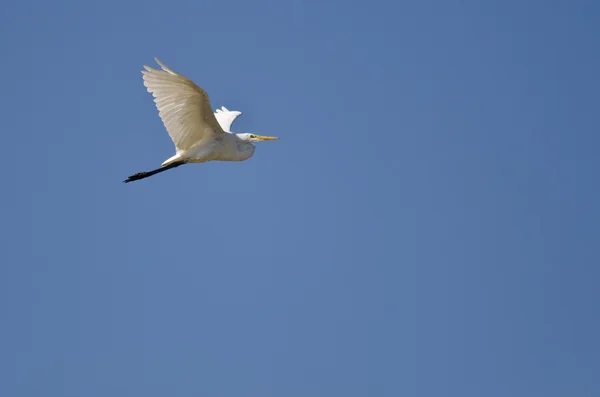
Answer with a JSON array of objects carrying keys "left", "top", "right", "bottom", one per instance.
[
  {"left": 161, "top": 131, "right": 255, "bottom": 166},
  {"left": 124, "top": 58, "right": 278, "bottom": 183}
]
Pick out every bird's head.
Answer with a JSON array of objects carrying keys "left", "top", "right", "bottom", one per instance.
[{"left": 237, "top": 133, "right": 279, "bottom": 143}]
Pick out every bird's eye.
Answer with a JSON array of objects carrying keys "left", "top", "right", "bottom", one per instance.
[{"left": 251, "top": 135, "right": 256, "bottom": 138}]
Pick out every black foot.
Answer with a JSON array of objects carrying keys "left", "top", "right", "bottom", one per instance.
[{"left": 123, "top": 172, "right": 147, "bottom": 183}]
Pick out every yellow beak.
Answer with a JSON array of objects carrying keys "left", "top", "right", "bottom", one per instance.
[{"left": 258, "top": 135, "right": 279, "bottom": 141}]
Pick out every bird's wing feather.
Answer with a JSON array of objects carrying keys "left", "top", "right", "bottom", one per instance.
[
  {"left": 214, "top": 106, "right": 242, "bottom": 132},
  {"left": 142, "top": 57, "right": 224, "bottom": 151}
]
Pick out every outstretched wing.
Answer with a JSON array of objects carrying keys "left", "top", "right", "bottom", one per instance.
[
  {"left": 214, "top": 106, "right": 242, "bottom": 133},
  {"left": 142, "top": 57, "right": 225, "bottom": 151}
]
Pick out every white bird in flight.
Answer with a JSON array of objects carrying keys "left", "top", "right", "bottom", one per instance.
[{"left": 124, "top": 57, "right": 278, "bottom": 183}]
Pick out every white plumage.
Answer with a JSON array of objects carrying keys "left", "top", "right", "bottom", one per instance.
[
  {"left": 214, "top": 106, "right": 242, "bottom": 133},
  {"left": 124, "top": 58, "right": 278, "bottom": 183}
]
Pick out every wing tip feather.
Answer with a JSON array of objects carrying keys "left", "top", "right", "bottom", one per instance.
[{"left": 154, "top": 57, "right": 178, "bottom": 75}]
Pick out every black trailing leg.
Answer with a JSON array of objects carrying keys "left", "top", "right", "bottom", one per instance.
[{"left": 123, "top": 161, "right": 186, "bottom": 183}]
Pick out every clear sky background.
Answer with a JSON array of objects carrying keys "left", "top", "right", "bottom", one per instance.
[{"left": 1, "top": 0, "right": 599, "bottom": 396}]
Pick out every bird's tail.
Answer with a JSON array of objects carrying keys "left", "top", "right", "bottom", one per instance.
[{"left": 123, "top": 161, "right": 186, "bottom": 183}]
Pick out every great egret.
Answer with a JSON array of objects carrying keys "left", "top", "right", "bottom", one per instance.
[{"left": 124, "top": 58, "right": 278, "bottom": 183}]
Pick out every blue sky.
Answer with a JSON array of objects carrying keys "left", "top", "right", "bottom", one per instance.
[{"left": 1, "top": 0, "right": 599, "bottom": 396}]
